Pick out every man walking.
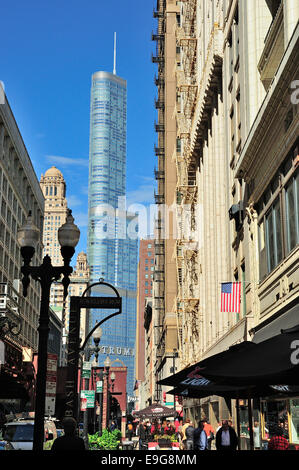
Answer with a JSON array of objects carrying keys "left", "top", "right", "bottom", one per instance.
[
  {"left": 203, "top": 418, "right": 215, "bottom": 450},
  {"left": 137, "top": 421, "right": 147, "bottom": 450},
  {"left": 216, "top": 420, "right": 238, "bottom": 450},
  {"left": 181, "top": 418, "right": 191, "bottom": 450},
  {"left": 193, "top": 420, "right": 208, "bottom": 451},
  {"left": 185, "top": 421, "right": 195, "bottom": 450}
]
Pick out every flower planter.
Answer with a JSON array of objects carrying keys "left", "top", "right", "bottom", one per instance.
[{"left": 158, "top": 439, "right": 172, "bottom": 448}]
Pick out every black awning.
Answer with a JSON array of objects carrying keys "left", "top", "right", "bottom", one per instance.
[
  {"left": 167, "top": 384, "right": 299, "bottom": 400},
  {"left": 133, "top": 403, "right": 177, "bottom": 418},
  {"left": 159, "top": 324, "right": 299, "bottom": 388}
]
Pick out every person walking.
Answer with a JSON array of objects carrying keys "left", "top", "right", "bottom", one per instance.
[
  {"left": 181, "top": 418, "right": 191, "bottom": 450},
  {"left": 268, "top": 426, "right": 289, "bottom": 450},
  {"left": 185, "top": 421, "right": 195, "bottom": 450},
  {"left": 193, "top": 420, "right": 208, "bottom": 450},
  {"left": 137, "top": 420, "right": 147, "bottom": 450},
  {"left": 216, "top": 420, "right": 238, "bottom": 451},
  {"left": 127, "top": 421, "right": 134, "bottom": 440},
  {"left": 51, "top": 417, "right": 86, "bottom": 451},
  {"left": 203, "top": 418, "right": 215, "bottom": 450}
]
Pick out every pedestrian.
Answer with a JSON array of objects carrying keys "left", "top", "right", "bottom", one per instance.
[
  {"left": 109, "top": 420, "right": 117, "bottom": 432},
  {"left": 268, "top": 426, "right": 289, "bottom": 450},
  {"left": 185, "top": 421, "right": 195, "bottom": 450},
  {"left": 253, "top": 421, "right": 261, "bottom": 450},
  {"left": 215, "top": 420, "right": 238, "bottom": 450},
  {"left": 127, "top": 421, "right": 134, "bottom": 440},
  {"left": 202, "top": 417, "right": 215, "bottom": 449},
  {"left": 51, "top": 417, "right": 86, "bottom": 451},
  {"left": 181, "top": 418, "right": 191, "bottom": 449},
  {"left": 137, "top": 420, "right": 147, "bottom": 450},
  {"left": 193, "top": 420, "right": 208, "bottom": 450}
]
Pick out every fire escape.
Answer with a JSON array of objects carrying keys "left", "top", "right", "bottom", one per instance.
[
  {"left": 152, "top": 1, "right": 166, "bottom": 378},
  {"left": 175, "top": 0, "right": 201, "bottom": 366}
]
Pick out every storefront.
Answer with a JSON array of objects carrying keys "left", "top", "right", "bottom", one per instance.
[{"left": 260, "top": 396, "right": 299, "bottom": 449}]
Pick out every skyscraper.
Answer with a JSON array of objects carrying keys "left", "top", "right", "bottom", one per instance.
[{"left": 87, "top": 69, "right": 138, "bottom": 397}]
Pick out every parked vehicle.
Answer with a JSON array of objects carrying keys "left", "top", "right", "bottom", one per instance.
[
  {"left": 3, "top": 416, "right": 57, "bottom": 450},
  {"left": 0, "top": 439, "right": 14, "bottom": 450}
]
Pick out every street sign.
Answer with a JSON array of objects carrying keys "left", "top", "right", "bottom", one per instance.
[
  {"left": 79, "top": 296, "right": 121, "bottom": 309},
  {"left": 80, "top": 390, "right": 95, "bottom": 408},
  {"left": 96, "top": 380, "right": 103, "bottom": 393},
  {"left": 82, "top": 361, "right": 92, "bottom": 378},
  {"left": 45, "top": 353, "right": 57, "bottom": 416}
]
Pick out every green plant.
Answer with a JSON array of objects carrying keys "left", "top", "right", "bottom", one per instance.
[{"left": 88, "top": 429, "right": 122, "bottom": 450}]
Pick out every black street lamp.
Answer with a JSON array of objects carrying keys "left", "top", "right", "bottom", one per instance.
[
  {"left": 80, "top": 327, "right": 102, "bottom": 447},
  {"left": 104, "top": 355, "right": 111, "bottom": 430},
  {"left": 17, "top": 209, "right": 80, "bottom": 452}
]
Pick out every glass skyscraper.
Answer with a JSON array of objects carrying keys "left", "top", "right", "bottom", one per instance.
[{"left": 87, "top": 71, "right": 138, "bottom": 398}]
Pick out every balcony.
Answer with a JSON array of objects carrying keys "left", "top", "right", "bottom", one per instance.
[
  {"left": 154, "top": 192, "right": 165, "bottom": 204},
  {"left": 155, "top": 74, "right": 164, "bottom": 86},
  {"left": 152, "top": 53, "right": 164, "bottom": 65},
  {"left": 154, "top": 270, "right": 164, "bottom": 283},
  {"left": 258, "top": 2, "right": 284, "bottom": 90},
  {"left": 154, "top": 144, "right": 165, "bottom": 156},
  {"left": 155, "top": 242, "right": 165, "bottom": 255},
  {"left": 153, "top": 9, "right": 164, "bottom": 18},
  {"left": 155, "top": 122, "right": 165, "bottom": 133},
  {"left": 152, "top": 33, "right": 164, "bottom": 42},
  {"left": 155, "top": 98, "right": 164, "bottom": 110},
  {"left": 154, "top": 169, "right": 165, "bottom": 180}
]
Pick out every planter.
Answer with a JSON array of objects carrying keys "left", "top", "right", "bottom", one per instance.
[{"left": 158, "top": 439, "right": 172, "bottom": 448}]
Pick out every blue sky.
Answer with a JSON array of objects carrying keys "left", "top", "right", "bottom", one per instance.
[{"left": 1, "top": 0, "right": 157, "bottom": 257}]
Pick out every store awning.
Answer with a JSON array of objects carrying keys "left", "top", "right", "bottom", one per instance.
[
  {"left": 133, "top": 403, "right": 177, "bottom": 419},
  {"left": 166, "top": 384, "right": 299, "bottom": 400},
  {"left": 158, "top": 324, "right": 299, "bottom": 388}
]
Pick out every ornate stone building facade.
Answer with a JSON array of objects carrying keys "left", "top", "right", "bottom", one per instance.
[
  {"left": 0, "top": 91, "right": 44, "bottom": 354},
  {"left": 148, "top": 0, "right": 299, "bottom": 438}
]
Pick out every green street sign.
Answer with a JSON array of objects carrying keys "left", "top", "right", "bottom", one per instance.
[
  {"left": 96, "top": 380, "right": 103, "bottom": 393},
  {"left": 80, "top": 390, "right": 95, "bottom": 408},
  {"left": 82, "top": 361, "right": 92, "bottom": 378}
]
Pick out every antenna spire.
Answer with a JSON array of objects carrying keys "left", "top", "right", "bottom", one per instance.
[{"left": 113, "top": 32, "right": 117, "bottom": 75}]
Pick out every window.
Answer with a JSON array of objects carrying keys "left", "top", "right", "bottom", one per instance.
[
  {"left": 258, "top": 140, "right": 298, "bottom": 279},
  {"left": 285, "top": 172, "right": 299, "bottom": 252}
]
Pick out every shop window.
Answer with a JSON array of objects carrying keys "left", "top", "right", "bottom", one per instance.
[
  {"left": 261, "top": 400, "right": 289, "bottom": 443},
  {"left": 290, "top": 399, "right": 299, "bottom": 445}
]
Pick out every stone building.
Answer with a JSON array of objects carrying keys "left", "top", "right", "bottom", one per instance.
[
  {"left": 149, "top": 0, "right": 299, "bottom": 445},
  {"left": 152, "top": 0, "right": 181, "bottom": 406},
  {"left": 0, "top": 91, "right": 44, "bottom": 354}
]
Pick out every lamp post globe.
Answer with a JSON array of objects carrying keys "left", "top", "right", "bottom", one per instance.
[
  {"left": 58, "top": 209, "right": 80, "bottom": 248},
  {"left": 92, "top": 327, "right": 103, "bottom": 343},
  {"left": 104, "top": 356, "right": 111, "bottom": 369}
]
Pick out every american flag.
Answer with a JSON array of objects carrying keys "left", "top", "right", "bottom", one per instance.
[{"left": 221, "top": 282, "right": 241, "bottom": 313}]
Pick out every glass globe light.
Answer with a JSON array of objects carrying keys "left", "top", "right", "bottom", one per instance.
[
  {"left": 58, "top": 209, "right": 80, "bottom": 248},
  {"left": 104, "top": 356, "right": 111, "bottom": 369},
  {"left": 17, "top": 211, "right": 40, "bottom": 249},
  {"left": 92, "top": 327, "right": 103, "bottom": 342}
]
